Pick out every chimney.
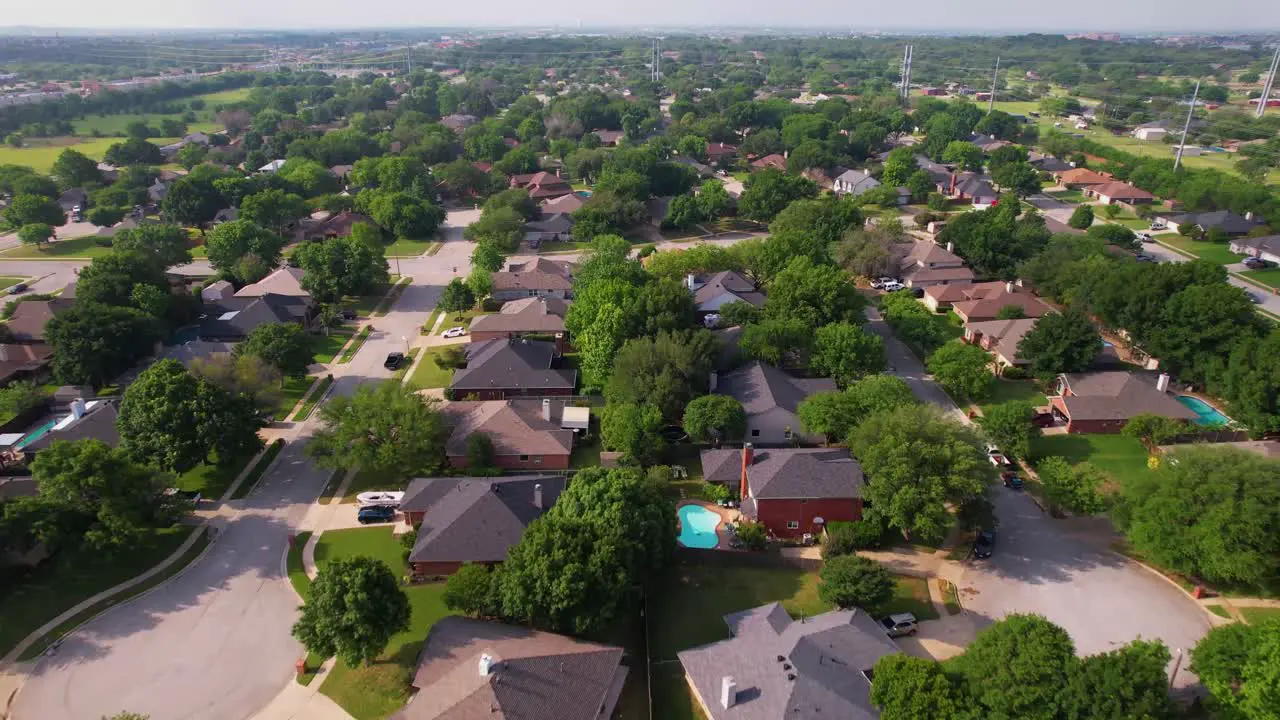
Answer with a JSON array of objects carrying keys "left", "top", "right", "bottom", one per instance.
[
  {"left": 945, "top": 241, "right": 954, "bottom": 253},
  {"left": 542, "top": 398, "right": 551, "bottom": 422},
  {"left": 479, "top": 654, "right": 495, "bottom": 676},
  {"left": 1157, "top": 373, "right": 1170, "bottom": 393},
  {"left": 534, "top": 483, "right": 543, "bottom": 510},
  {"left": 685, "top": 273, "right": 697, "bottom": 290},
  {"left": 70, "top": 398, "right": 87, "bottom": 419},
  {"left": 1005, "top": 281, "right": 1015, "bottom": 294},
  {"left": 720, "top": 676, "right": 737, "bottom": 709},
  {"left": 740, "top": 444, "right": 753, "bottom": 501},
  {"left": 709, "top": 372, "right": 718, "bottom": 393}
]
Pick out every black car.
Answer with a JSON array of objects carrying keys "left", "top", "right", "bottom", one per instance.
[
  {"left": 357, "top": 505, "right": 396, "bottom": 524},
  {"left": 1244, "top": 257, "right": 1271, "bottom": 270},
  {"left": 8, "top": 283, "right": 27, "bottom": 295},
  {"left": 972, "top": 530, "right": 995, "bottom": 559},
  {"left": 384, "top": 352, "right": 406, "bottom": 370},
  {"left": 339, "top": 309, "right": 358, "bottom": 320}
]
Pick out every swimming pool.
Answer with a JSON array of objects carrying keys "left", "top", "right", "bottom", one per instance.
[
  {"left": 15, "top": 419, "right": 58, "bottom": 450},
  {"left": 1176, "top": 395, "right": 1230, "bottom": 427},
  {"left": 677, "top": 505, "right": 721, "bottom": 549}
]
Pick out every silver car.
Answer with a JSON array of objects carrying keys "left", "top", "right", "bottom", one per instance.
[{"left": 880, "top": 613, "right": 919, "bottom": 638}]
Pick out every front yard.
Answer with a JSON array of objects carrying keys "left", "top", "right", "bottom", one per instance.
[
  {"left": 0, "top": 235, "right": 112, "bottom": 259},
  {"left": 1240, "top": 267, "right": 1280, "bottom": 290},
  {"left": 980, "top": 378, "right": 1050, "bottom": 413},
  {"left": 1031, "top": 433, "right": 1151, "bottom": 489},
  {"left": 312, "top": 527, "right": 457, "bottom": 720},
  {"left": 408, "top": 347, "right": 457, "bottom": 390},
  {"left": 312, "top": 330, "right": 355, "bottom": 364},
  {"left": 1157, "top": 235, "right": 1246, "bottom": 266}
]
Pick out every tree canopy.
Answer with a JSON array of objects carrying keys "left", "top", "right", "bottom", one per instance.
[
  {"left": 306, "top": 381, "right": 448, "bottom": 477},
  {"left": 292, "top": 556, "right": 411, "bottom": 667}
]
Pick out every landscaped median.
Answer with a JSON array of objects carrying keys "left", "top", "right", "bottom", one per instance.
[
  {"left": 337, "top": 326, "right": 371, "bottom": 363},
  {"left": 229, "top": 439, "right": 286, "bottom": 500},
  {"left": 293, "top": 375, "right": 334, "bottom": 421}
]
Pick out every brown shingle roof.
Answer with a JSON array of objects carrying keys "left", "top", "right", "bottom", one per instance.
[
  {"left": 469, "top": 297, "right": 568, "bottom": 335},
  {"left": 1058, "top": 168, "right": 1112, "bottom": 185},
  {"left": 442, "top": 399, "right": 575, "bottom": 458},
  {"left": 1058, "top": 371, "right": 1198, "bottom": 422},
  {"left": 1091, "top": 181, "right": 1154, "bottom": 201},
  {"left": 965, "top": 317, "right": 1039, "bottom": 364},
  {"left": 952, "top": 290, "right": 1052, "bottom": 322},
  {"left": 492, "top": 258, "right": 574, "bottom": 293},
  {"left": 5, "top": 298, "right": 74, "bottom": 343}
]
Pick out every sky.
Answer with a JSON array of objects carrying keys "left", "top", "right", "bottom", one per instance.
[{"left": 4, "top": 0, "right": 1280, "bottom": 33}]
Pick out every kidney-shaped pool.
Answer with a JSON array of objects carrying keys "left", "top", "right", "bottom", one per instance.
[{"left": 677, "top": 504, "right": 721, "bottom": 549}]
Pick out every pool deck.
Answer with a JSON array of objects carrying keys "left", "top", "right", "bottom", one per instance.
[{"left": 676, "top": 499, "right": 741, "bottom": 550}]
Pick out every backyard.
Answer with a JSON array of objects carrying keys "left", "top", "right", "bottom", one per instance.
[
  {"left": 311, "top": 527, "right": 456, "bottom": 720},
  {"left": 1031, "top": 433, "right": 1152, "bottom": 489}
]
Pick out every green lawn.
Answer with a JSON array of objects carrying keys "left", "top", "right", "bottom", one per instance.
[
  {"left": 385, "top": 237, "right": 436, "bottom": 256},
  {"left": 312, "top": 330, "right": 355, "bottom": 364},
  {"left": 883, "top": 575, "right": 941, "bottom": 621},
  {"left": 1032, "top": 433, "right": 1151, "bottom": 488},
  {"left": 274, "top": 375, "right": 318, "bottom": 420},
  {"left": 71, "top": 114, "right": 221, "bottom": 137},
  {"left": 287, "top": 531, "right": 313, "bottom": 600},
  {"left": 1240, "top": 268, "right": 1280, "bottom": 290},
  {"left": 982, "top": 378, "right": 1050, "bottom": 410},
  {"left": 313, "top": 528, "right": 457, "bottom": 720},
  {"left": 194, "top": 87, "right": 254, "bottom": 105},
  {"left": 1208, "top": 604, "right": 1232, "bottom": 619},
  {"left": 537, "top": 240, "right": 592, "bottom": 252},
  {"left": 0, "top": 527, "right": 191, "bottom": 657},
  {"left": 173, "top": 451, "right": 255, "bottom": 500},
  {"left": 1156, "top": 235, "right": 1246, "bottom": 266},
  {"left": 1240, "top": 607, "right": 1280, "bottom": 625},
  {"left": 0, "top": 137, "right": 121, "bottom": 173},
  {"left": 570, "top": 420, "right": 602, "bottom": 469},
  {"left": 1045, "top": 189, "right": 1086, "bottom": 204},
  {"left": 409, "top": 347, "right": 456, "bottom": 389},
  {"left": 338, "top": 327, "right": 371, "bottom": 363},
  {"left": 340, "top": 279, "right": 398, "bottom": 317},
  {"left": 435, "top": 308, "right": 490, "bottom": 334},
  {"left": 0, "top": 235, "right": 113, "bottom": 259},
  {"left": 293, "top": 376, "right": 333, "bottom": 421},
  {"left": 0, "top": 276, "right": 27, "bottom": 289}
]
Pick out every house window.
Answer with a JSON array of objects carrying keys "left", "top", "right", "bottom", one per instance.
[
  {"left": 786, "top": 521, "right": 800, "bottom": 530},
  {"left": 784, "top": 427, "right": 793, "bottom": 440},
  {"left": 533, "top": 456, "right": 542, "bottom": 464},
  {"left": 751, "top": 429, "right": 760, "bottom": 437},
  {"left": 519, "top": 454, "right": 529, "bottom": 461}
]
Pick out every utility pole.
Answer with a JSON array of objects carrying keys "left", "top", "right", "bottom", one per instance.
[
  {"left": 988, "top": 56, "right": 1000, "bottom": 113},
  {"left": 1174, "top": 79, "right": 1201, "bottom": 172},
  {"left": 405, "top": 45, "right": 412, "bottom": 75},
  {"left": 1258, "top": 47, "right": 1280, "bottom": 118},
  {"left": 904, "top": 45, "right": 913, "bottom": 104},
  {"left": 899, "top": 44, "right": 909, "bottom": 104}
]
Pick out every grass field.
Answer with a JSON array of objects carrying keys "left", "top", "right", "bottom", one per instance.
[
  {"left": 313, "top": 527, "right": 456, "bottom": 720},
  {"left": 1240, "top": 606, "right": 1280, "bottom": 624},
  {"left": 273, "top": 374, "right": 318, "bottom": 420},
  {"left": 434, "top": 308, "right": 489, "bottom": 334},
  {"left": 0, "top": 276, "right": 28, "bottom": 289},
  {"left": 384, "top": 237, "right": 436, "bottom": 256},
  {"left": 0, "top": 235, "right": 113, "bottom": 259},
  {"left": 71, "top": 114, "right": 220, "bottom": 137},
  {"left": 1032, "top": 433, "right": 1152, "bottom": 488},
  {"left": 1156, "top": 235, "right": 1246, "bottom": 266},
  {"left": 194, "top": 87, "right": 254, "bottom": 105},
  {"left": 337, "top": 327, "right": 371, "bottom": 363},
  {"left": 409, "top": 347, "right": 456, "bottom": 389},
  {"left": 1240, "top": 267, "right": 1280, "bottom": 290},
  {"left": 0, "top": 526, "right": 191, "bottom": 657},
  {"left": 0, "top": 136, "right": 180, "bottom": 174},
  {"left": 174, "top": 451, "right": 255, "bottom": 500},
  {"left": 312, "top": 330, "right": 355, "bottom": 364},
  {"left": 980, "top": 378, "right": 1050, "bottom": 413}
]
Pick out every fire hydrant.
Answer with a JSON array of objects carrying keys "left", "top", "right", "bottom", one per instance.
[{"left": 296, "top": 658, "right": 307, "bottom": 675}]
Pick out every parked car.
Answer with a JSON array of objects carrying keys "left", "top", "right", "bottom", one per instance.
[
  {"left": 1001, "top": 471, "right": 1024, "bottom": 489},
  {"left": 1134, "top": 254, "right": 1156, "bottom": 263},
  {"left": 338, "top": 309, "right": 358, "bottom": 321},
  {"left": 356, "top": 491, "right": 405, "bottom": 508},
  {"left": 442, "top": 326, "right": 468, "bottom": 338},
  {"left": 8, "top": 283, "right": 27, "bottom": 295},
  {"left": 384, "top": 352, "right": 406, "bottom": 370},
  {"left": 972, "top": 530, "right": 995, "bottom": 559},
  {"left": 1244, "top": 257, "right": 1271, "bottom": 269},
  {"left": 357, "top": 505, "right": 396, "bottom": 524},
  {"left": 1136, "top": 232, "right": 1154, "bottom": 243},
  {"left": 880, "top": 613, "right": 919, "bottom": 638},
  {"left": 985, "top": 443, "right": 1012, "bottom": 468},
  {"left": 869, "top": 277, "right": 890, "bottom": 289}
]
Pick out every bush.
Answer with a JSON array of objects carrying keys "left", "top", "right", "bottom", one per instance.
[
  {"left": 926, "top": 193, "right": 948, "bottom": 211},
  {"left": 1068, "top": 205, "right": 1094, "bottom": 230},
  {"left": 1000, "top": 366, "right": 1026, "bottom": 380},
  {"left": 435, "top": 346, "right": 466, "bottom": 369},
  {"left": 703, "top": 482, "right": 736, "bottom": 503},
  {"left": 822, "top": 516, "right": 887, "bottom": 557},
  {"left": 736, "top": 520, "right": 767, "bottom": 550},
  {"left": 818, "top": 555, "right": 895, "bottom": 611},
  {"left": 399, "top": 528, "right": 418, "bottom": 564}
]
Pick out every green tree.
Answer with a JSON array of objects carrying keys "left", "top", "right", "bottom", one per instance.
[
  {"left": 46, "top": 303, "right": 161, "bottom": 386},
  {"left": 817, "top": 555, "right": 895, "bottom": 612},
  {"left": 306, "top": 381, "right": 447, "bottom": 477},
  {"left": 465, "top": 267, "right": 493, "bottom": 302},
  {"left": 848, "top": 404, "right": 989, "bottom": 542},
  {"left": 604, "top": 331, "right": 718, "bottom": 422},
  {"left": 293, "top": 233, "right": 388, "bottom": 303},
  {"left": 576, "top": 303, "right": 629, "bottom": 391},
  {"left": 736, "top": 168, "right": 818, "bottom": 222},
  {"left": 950, "top": 614, "right": 1078, "bottom": 720},
  {"left": 810, "top": 321, "right": 886, "bottom": 387},
  {"left": 1113, "top": 446, "right": 1280, "bottom": 585},
  {"left": 981, "top": 401, "right": 1040, "bottom": 461},
  {"left": 846, "top": 374, "right": 918, "bottom": 416},
  {"left": 881, "top": 147, "right": 918, "bottom": 187},
  {"left": 118, "top": 359, "right": 263, "bottom": 472},
  {"left": 764, "top": 257, "right": 864, "bottom": 328},
  {"left": 161, "top": 170, "right": 226, "bottom": 230},
  {"left": 237, "top": 322, "right": 315, "bottom": 378},
  {"left": 75, "top": 250, "right": 169, "bottom": 309},
  {"left": 239, "top": 188, "right": 307, "bottom": 234},
  {"left": 50, "top": 148, "right": 103, "bottom": 188},
  {"left": 1121, "top": 413, "right": 1190, "bottom": 448},
  {"left": 927, "top": 342, "right": 994, "bottom": 401},
  {"left": 738, "top": 318, "right": 813, "bottom": 368},
  {"left": 870, "top": 654, "right": 971, "bottom": 720},
  {"left": 17, "top": 223, "right": 53, "bottom": 247},
  {"left": 798, "top": 390, "right": 863, "bottom": 444},
  {"left": 1068, "top": 204, "right": 1094, "bottom": 230},
  {"left": 0, "top": 380, "right": 48, "bottom": 418},
  {"left": 205, "top": 220, "right": 285, "bottom": 283},
  {"left": 1036, "top": 457, "right": 1107, "bottom": 516},
  {"left": 292, "top": 556, "right": 411, "bottom": 667},
  {"left": 438, "top": 278, "right": 475, "bottom": 315},
  {"left": 189, "top": 352, "right": 283, "bottom": 412},
  {"left": 942, "top": 141, "right": 984, "bottom": 171},
  {"left": 1191, "top": 621, "right": 1280, "bottom": 719},
  {"left": 4, "top": 193, "right": 65, "bottom": 228},
  {"left": 104, "top": 137, "right": 163, "bottom": 166},
  {"left": 87, "top": 206, "right": 127, "bottom": 228},
  {"left": 1016, "top": 310, "right": 1101, "bottom": 374},
  {"left": 176, "top": 142, "right": 208, "bottom": 170},
  {"left": 465, "top": 433, "right": 495, "bottom": 469},
  {"left": 991, "top": 162, "right": 1041, "bottom": 198},
  {"left": 112, "top": 223, "right": 193, "bottom": 268},
  {"left": 996, "top": 305, "right": 1025, "bottom": 320},
  {"left": 463, "top": 206, "right": 525, "bottom": 254},
  {"left": 682, "top": 394, "right": 747, "bottom": 445},
  {"left": 600, "top": 402, "right": 664, "bottom": 464},
  {"left": 442, "top": 563, "right": 497, "bottom": 617},
  {"left": 471, "top": 242, "right": 505, "bottom": 273},
  {"left": 1062, "top": 639, "right": 1173, "bottom": 720}
]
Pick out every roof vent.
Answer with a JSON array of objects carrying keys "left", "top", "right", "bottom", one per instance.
[
  {"left": 776, "top": 655, "right": 785, "bottom": 662},
  {"left": 787, "top": 673, "right": 796, "bottom": 681},
  {"left": 783, "top": 663, "right": 792, "bottom": 671}
]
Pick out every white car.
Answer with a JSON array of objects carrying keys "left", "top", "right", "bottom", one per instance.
[
  {"left": 442, "top": 326, "right": 467, "bottom": 339},
  {"left": 881, "top": 280, "right": 905, "bottom": 292},
  {"left": 356, "top": 491, "right": 404, "bottom": 508},
  {"left": 985, "top": 443, "right": 1012, "bottom": 467}
]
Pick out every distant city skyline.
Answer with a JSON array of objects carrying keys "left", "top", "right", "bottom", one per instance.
[{"left": 4, "top": 0, "right": 1280, "bottom": 34}]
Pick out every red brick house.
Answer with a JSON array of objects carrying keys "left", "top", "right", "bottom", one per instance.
[
  {"left": 399, "top": 474, "right": 565, "bottom": 576},
  {"left": 441, "top": 398, "right": 581, "bottom": 470},
  {"left": 468, "top": 297, "right": 569, "bottom": 351},
  {"left": 750, "top": 154, "right": 787, "bottom": 172},
  {"left": 448, "top": 338, "right": 576, "bottom": 400},
  {"left": 1049, "top": 371, "right": 1197, "bottom": 434},
  {"left": 509, "top": 171, "right": 574, "bottom": 201},
  {"left": 701, "top": 445, "right": 864, "bottom": 539}
]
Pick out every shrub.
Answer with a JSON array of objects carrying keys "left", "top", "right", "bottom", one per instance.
[
  {"left": 703, "top": 482, "right": 736, "bottom": 503},
  {"left": 736, "top": 520, "right": 767, "bottom": 550},
  {"left": 822, "top": 516, "right": 887, "bottom": 557},
  {"left": 926, "top": 193, "right": 948, "bottom": 211},
  {"left": 1001, "top": 366, "right": 1026, "bottom": 380},
  {"left": 818, "top": 555, "right": 895, "bottom": 611},
  {"left": 435, "top": 346, "right": 466, "bottom": 369},
  {"left": 399, "top": 528, "right": 418, "bottom": 564}
]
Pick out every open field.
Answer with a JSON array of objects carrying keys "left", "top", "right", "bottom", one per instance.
[
  {"left": 71, "top": 115, "right": 221, "bottom": 137},
  {"left": 0, "top": 136, "right": 180, "bottom": 174}
]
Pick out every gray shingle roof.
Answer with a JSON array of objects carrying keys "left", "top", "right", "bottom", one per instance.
[
  {"left": 694, "top": 271, "right": 766, "bottom": 309},
  {"left": 1059, "top": 371, "right": 1198, "bottom": 422},
  {"left": 441, "top": 399, "right": 575, "bottom": 458},
  {"left": 678, "top": 603, "right": 900, "bottom": 720},
  {"left": 449, "top": 339, "right": 576, "bottom": 394},
  {"left": 198, "top": 293, "right": 309, "bottom": 340},
  {"left": 402, "top": 475, "right": 565, "bottom": 564},
  {"left": 716, "top": 362, "right": 836, "bottom": 417},
  {"left": 1166, "top": 210, "right": 1261, "bottom": 236},
  {"left": 492, "top": 258, "right": 574, "bottom": 293},
  {"left": 24, "top": 401, "right": 120, "bottom": 452},
  {"left": 700, "top": 447, "right": 863, "bottom": 500},
  {"left": 395, "top": 616, "right": 626, "bottom": 720},
  {"left": 469, "top": 297, "right": 568, "bottom": 335}
]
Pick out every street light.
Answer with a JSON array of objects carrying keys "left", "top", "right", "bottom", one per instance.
[{"left": 401, "top": 335, "right": 409, "bottom": 354}]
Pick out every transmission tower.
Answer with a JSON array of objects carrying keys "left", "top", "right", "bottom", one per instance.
[
  {"left": 1174, "top": 79, "right": 1201, "bottom": 172},
  {"left": 988, "top": 56, "right": 1001, "bottom": 113},
  {"left": 1258, "top": 47, "right": 1280, "bottom": 118}
]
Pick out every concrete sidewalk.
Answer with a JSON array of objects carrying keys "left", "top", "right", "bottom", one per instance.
[{"left": 249, "top": 658, "right": 353, "bottom": 720}]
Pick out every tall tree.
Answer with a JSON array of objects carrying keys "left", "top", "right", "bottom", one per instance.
[
  {"left": 600, "top": 402, "right": 665, "bottom": 464},
  {"left": 763, "top": 257, "right": 864, "bottom": 327},
  {"left": 682, "top": 394, "right": 747, "bottom": 445},
  {"left": 111, "top": 223, "right": 193, "bottom": 268},
  {"left": 237, "top": 322, "right": 315, "bottom": 378},
  {"left": 604, "top": 331, "right": 719, "bottom": 422},
  {"left": 1015, "top": 310, "right": 1101, "bottom": 375},
  {"left": 927, "top": 342, "right": 995, "bottom": 401},
  {"left": 50, "top": 148, "right": 103, "bottom": 188},
  {"left": 817, "top": 555, "right": 895, "bottom": 612},
  {"left": 1191, "top": 620, "right": 1280, "bottom": 720},
  {"left": 205, "top": 220, "right": 285, "bottom": 284},
  {"left": 949, "top": 614, "right": 1078, "bottom": 720},
  {"left": 980, "top": 401, "right": 1040, "bottom": 460},
  {"left": 292, "top": 556, "right": 411, "bottom": 667},
  {"left": 810, "top": 321, "right": 886, "bottom": 387},
  {"left": 736, "top": 168, "right": 818, "bottom": 222},
  {"left": 1036, "top": 457, "right": 1107, "bottom": 516},
  {"left": 239, "top": 188, "right": 307, "bottom": 234},
  {"left": 46, "top": 304, "right": 161, "bottom": 386},
  {"left": 293, "top": 233, "right": 389, "bottom": 303},
  {"left": 306, "top": 381, "right": 448, "bottom": 477}
]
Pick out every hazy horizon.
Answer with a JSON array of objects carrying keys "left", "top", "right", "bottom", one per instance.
[{"left": 2, "top": 0, "right": 1279, "bottom": 34}]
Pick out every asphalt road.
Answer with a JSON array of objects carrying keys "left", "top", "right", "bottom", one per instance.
[
  {"left": 863, "top": 304, "right": 970, "bottom": 423},
  {"left": 1135, "top": 237, "right": 1280, "bottom": 317},
  {"left": 10, "top": 218, "right": 473, "bottom": 720},
  {"left": 958, "top": 487, "right": 1212, "bottom": 690}
]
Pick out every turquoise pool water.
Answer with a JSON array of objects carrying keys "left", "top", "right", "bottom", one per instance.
[
  {"left": 1177, "top": 395, "right": 1230, "bottom": 427},
  {"left": 15, "top": 419, "right": 58, "bottom": 450},
  {"left": 677, "top": 505, "right": 721, "bottom": 549}
]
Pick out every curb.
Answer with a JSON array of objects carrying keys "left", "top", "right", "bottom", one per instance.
[{"left": 1110, "top": 549, "right": 1226, "bottom": 625}]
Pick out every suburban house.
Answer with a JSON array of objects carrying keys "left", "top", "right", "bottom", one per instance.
[
  {"left": 1055, "top": 167, "right": 1112, "bottom": 188},
  {"left": 392, "top": 616, "right": 627, "bottom": 720},
  {"left": 895, "top": 240, "right": 975, "bottom": 288},
  {"left": 687, "top": 271, "right": 766, "bottom": 315},
  {"left": 4, "top": 298, "right": 74, "bottom": 343},
  {"left": 678, "top": 602, "right": 900, "bottom": 720},
  {"left": 524, "top": 213, "right": 574, "bottom": 243},
  {"left": 1049, "top": 371, "right": 1197, "bottom": 433},
  {"left": 233, "top": 266, "right": 311, "bottom": 299},
  {"left": 705, "top": 142, "right": 738, "bottom": 165},
  {"left": 441, "top": 398, "right": 583, "bottom": 469},
  {"left": 674, "top": 156, "right": 717, "bottom": 178},
  {"left": 197, "top": 293, "right": 311, "bottom": 341},
  {"left": 952, "top": 284, "right": 1052, "bottom": 323},
  {"left": 258, "top": 159, "right": 286, "bottom": 174},
  {"left": 202, "top": 280, "right": 234, "bottom": 303},
  {"left": 1132, "top": 122, "right": 1170, "bottom": 141},
  {"left": 21, "top": 398, "right": 120, "bottom": 455},
  {"left": 592, "top": 128, "right": 624, "bottom": 146},
  {"left": 1086, "top": 181, "right": 1155, "bottom": 206},
  {"left": 510, "top": 171, "right": 574, "bottom": 201},
  {"left": 1028, "top": 153, "right": 1073, "bottom": 173},
  {"left": 942, "top": 172, "right": 997, "bottom": 205},
  {"left": 924, "top": 280, "right": 1042, "bottom": 314},
  {"left": 702, "top": 445, "right": 864, "bottom": 539},
  {"left": 212, "top": 207, "right": 238, "bottom": 224},
  {"left": 714, "top": 361, "right": 836, "bottom": 446},
  {"left": 914, "top": 155, "right": 954, "bottom": 186},
  {"left": 832, "top": 169, "right": 880, "bottom": 196},
  {"left": 96, "top": 216, "right": 144, "bottom": 239},
  {"left": 1161, "top": 210, "right": 1262, "bottom": 237},
  {"left": 440, "top": 114, "right": 479, "bottom": 133},
  {"left": 751, "top": 154, "right": 787, "bottom": 172},
  {"left": 293, "top": 210, "right": 375, "bottom": 242},
  {"left": 491, "top": 258, "right": 574, "bottom": 301},
  {"left": 1229, "top": 234, "right": 1280, "bottom": 263},
  {"left": 0, "top": 343, "right": 52, "bottom": 387},
  {"left": 468, "top": 297, "right": 569, "bottom": 351},
  {"left": 399, "top": 474, "right": 566, "bottom": 576},
  {"left": 964, "top": 317, "right": 1039, "bottom": 372},
  {"left": 539, "top": 192, "right": 587, "bottom": 215},
  {"left": 449, "top": 338, "right": 576, "bottom": 400}
]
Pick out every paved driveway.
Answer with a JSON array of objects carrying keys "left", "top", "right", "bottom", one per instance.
[
  {"left": 1026, "top": 194, "right": 1070, "bottom": 211},
  {"left": 958, "top": 487, "right": 1212, "bottom": 689}
]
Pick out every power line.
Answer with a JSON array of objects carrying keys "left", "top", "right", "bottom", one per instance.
[{"left": 1174, "top": 79, "right": 1201, "bottom": 173}]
